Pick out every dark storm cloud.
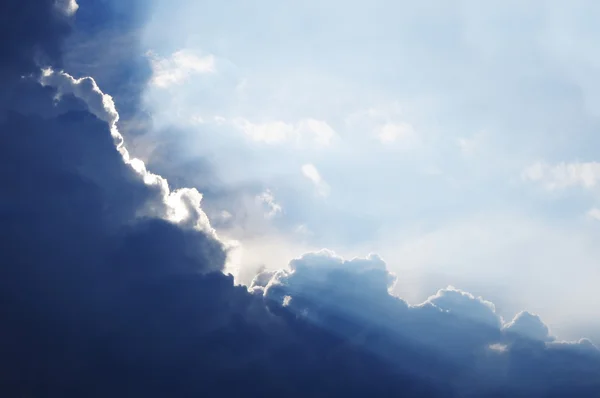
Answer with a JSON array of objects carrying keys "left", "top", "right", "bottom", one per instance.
[
  {"left": 62, "top": 0, "right": 153, "bottom": 132},
  {"left": 0, "top": 1, "right": 599, "bottom": 398},
  {"left": 0, "top": 2, "right": 442, "bottom": 397},
  {"left": 0, "top": 0, "right": 69, "bottom": 76}
]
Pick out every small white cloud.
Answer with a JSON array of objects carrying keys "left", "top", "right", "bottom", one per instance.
[
  {"left": 55, "top": 0, "right": 79, "bottom": 16},
  {"left": 148, "top": 50, "right": 216, "bottom": 88},
  {"left": 522, "top": 161, "right": 600, "bottom": 191},
  {"left": 377, "top": 122, "right": 416, "bottom": 146},
  {"left": 236, "top": 120, "right": 294, "bottom": 144},
  {"left": 213, "top": 115, "right": 227, "bottom": 125},
  {"left": 488, "top": 343, "right": 508, "bottom": 353},
  {"left": 219, "top": 210, "right": 233, "bottom": 221},
  {"left": 456, "top": 132, "right": 486, "bottom": 156},
  {"left": 295, "top": 224, "right": 312, "bottom": 236},
  {"left": 302, "top": 164, "right": 330, "bottom": 196},
  {"left": 256, "top": 190, "right": 282, "bottom": 218},
  {"left": 282, "top": 295, "right": 293, "bottom": 307},
  {"left": 587, "top": 208, "right": 600, "bottom": 221},
  {"left": 301, "top": 164, "right": 322, "bottom": 184},
  {"left": 189, "top": 115, "right": 206, "bottom": 125},
  {"left": 346, "top": 103, "right": 419, "bottom": 149},
  {"left": 234, "top": 118, "right": 336, "bottom": 146},
  {"left": 298, "top": 119, "right": 336, "bottom": 147}
]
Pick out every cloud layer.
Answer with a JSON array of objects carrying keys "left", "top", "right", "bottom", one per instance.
[{"left": 1, "top": 2, "right": 599, "bottom": 397}]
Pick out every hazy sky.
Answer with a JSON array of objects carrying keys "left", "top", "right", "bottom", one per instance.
[{"left": 117, "top": 0, "right": 600, "bottom": 341}]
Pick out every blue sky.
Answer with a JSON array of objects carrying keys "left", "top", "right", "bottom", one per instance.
[{"left": 127, "top": 0, "right": 600, "bottom": 342}]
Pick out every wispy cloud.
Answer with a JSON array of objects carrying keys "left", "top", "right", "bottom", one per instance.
[
  {"left": 377, "top": 122, "right": 417, "bottom": 147},
  {"left": 256, "top": 189, "right": 282, "bottom": 218},
  {"left": 234, "top": 118, "right": 336, "bottom": 147},
  {"left": 302, "top": 164, "right": 330, "bottom": 196},
  {"left": 148, "top": 49, "right": 216, "bottom": 88},
  {"left": 522, "top": 161, "right": 600, "bottom": 191}
]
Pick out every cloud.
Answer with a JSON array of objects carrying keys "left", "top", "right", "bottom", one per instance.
[
  {"left": 234, "top": 118, "right": 336, "bottom": 146},
  {"left": 148, "top": 49, "right": 216, "bottom": 88},
  {"left": 3, "top": 2, "right": 600, "bottom": 397},
  {"left": 0, "top": 4, "right": 446, "bottom": 396},
  {"left": 39, "top": 68, "right": 216, "bottom": 235},
  {"left": 55, "top": 0, "right": 79, "bottom": 16},
  {"left": 523, "top": 161, "right": 600, "bottom": 190},
  {"left": 302, "top": 163, "right": 330, "bottom": 196},
  {"left": 420, "top": 286, "right": 502, "bottom": 330},
  {"left": 253, "top": 249, "right": 600, "bottom": 395},
  {"left": 256, "top": 189, "right": 282, "bottom": 218},
  {"left": 587, "top": 208, "right": 600, "bottom": 221},
  {"left": 377, "top": 122, "right": 417, "bottom": 147},
  {"left": 504, "top": 311, "right": 555, "bottom": 343}
]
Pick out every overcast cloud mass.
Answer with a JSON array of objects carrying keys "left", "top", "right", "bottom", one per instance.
[{"left": 0, "top": 1, "right": 599, "bottom": 397}]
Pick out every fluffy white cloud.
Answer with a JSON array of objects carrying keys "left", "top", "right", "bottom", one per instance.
[
  {"left": 148, "top": 50, "right": 215, "bottom": 88},
  {"left": 504, "top": 311, "right": 555, "bottom": 342},
  {"left": 254, "top": 250, "right": 396, "bottom": 308},
  {"left": 522, "top": 161, "right": 600, "bottom": 190},
  {"left": 420, "top": 286, "right": 502, "bottom": 329}
]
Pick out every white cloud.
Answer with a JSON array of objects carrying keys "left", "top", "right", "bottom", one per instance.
[
  {"left": 148, "top": 50, "right": 216, "bottom": 88},
  {"left": 456, "top": 132, "right": 486, "bottom": 156},
  {"left": 377, "top": 122, "right": 416, "bottom": 147},
  {"left": 235, "top": 119, "right": 294, "bottom": 144},
  {"left": 55, "top": 0, "right": 79, "bottom": 16},
  {"left": 234, "top": 118, "right": 336, "bottom": 146},
  {"left": 298, "top": 119, "right": 336, "bottom": 146},
  {"left": 522, "top": 161, "right": 600, "bottom": 190},
  {"left": 346, "top": 104, "right": 419, "bottom": 149},
  {"left": 301, "top": 164, "right": 330, "bottom": 196},
  {"left": 40, "top": 69, "right": 216, "bottom": 236},
  {"left": 256, "top": 190, "right": 282, "bottom": 218},
  {"left": 588, "top": 208, "right": 600, "bottom": 221},
  {"left": 295, "top": 224, "right": 312, "bottom": 236},
  {"left": 420, "top": 286, "right": 502, "bottom": 329},
  {"left": 503, "top": 311, "right": 555, "bottom": 342},
  {"left": 488, "top": 343, "right": 508, "bottom": 353}
]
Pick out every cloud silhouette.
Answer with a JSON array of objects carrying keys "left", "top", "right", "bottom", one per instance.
[{"left": 253, "top": 250, "right": 600, "bottom": 396}]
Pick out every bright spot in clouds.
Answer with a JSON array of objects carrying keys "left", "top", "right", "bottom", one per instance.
[
  {"left": 302, "top": 164, "right": 330, "bottom": 197},
  {"left": 55, "top": 0, "right": 79, "bottom": 16},
  {"left": 148, "top": 49, "right": 216, "bottom": 88}
]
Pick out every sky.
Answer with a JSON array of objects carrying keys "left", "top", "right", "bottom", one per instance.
[
  {"left": 1, "top": 0, "right": 600, "bottom": 396},
  {"left": 128, "top": 0, "right": 600, "bottom": 342}
]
